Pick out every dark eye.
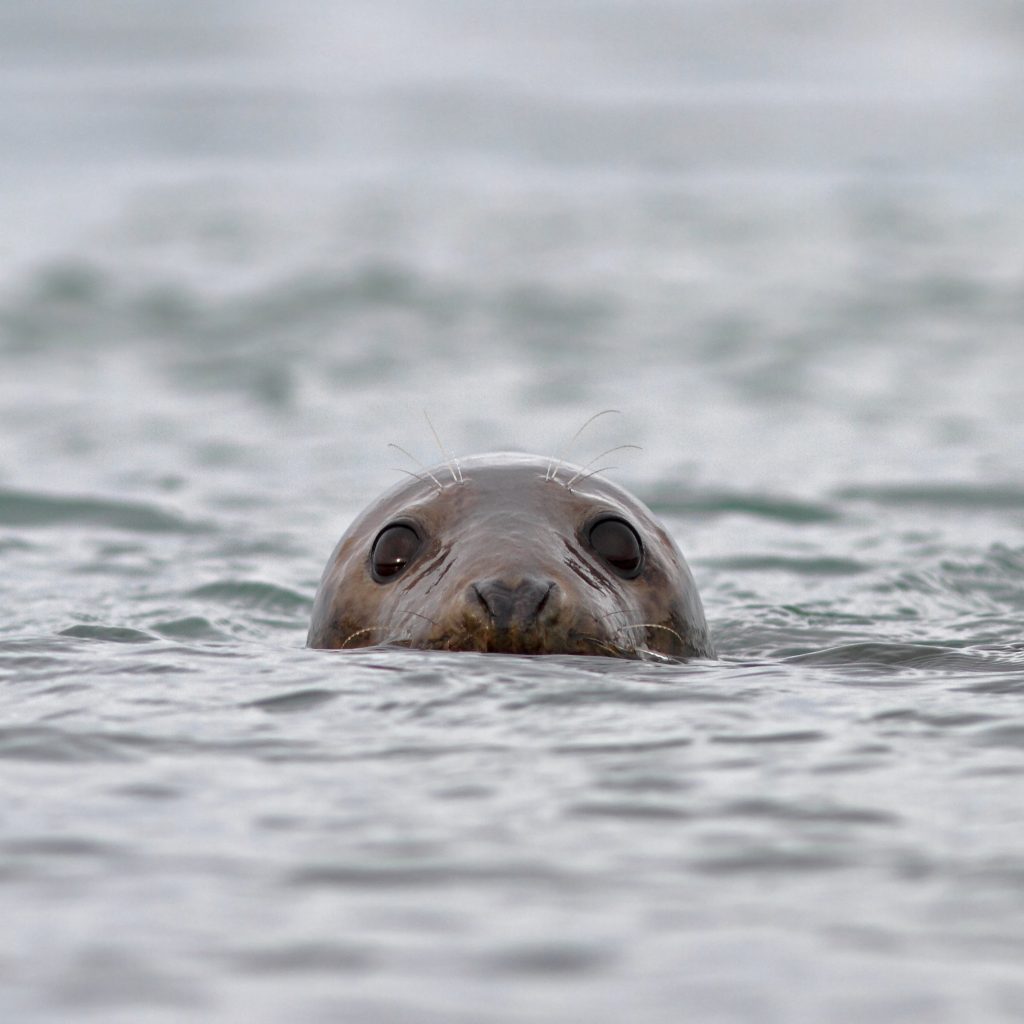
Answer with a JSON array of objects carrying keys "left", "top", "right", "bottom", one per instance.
[
  {"left": 588, "top": 517, "right": 644, "bottom": 578},
  {"left": 370, "top": 523, "right": 422, "bottom": 582}
]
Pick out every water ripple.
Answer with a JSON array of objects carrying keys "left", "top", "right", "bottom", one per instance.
[
  {"left": 0, "top": 725, "right": 142, "bottom": 763},
  {"left": 0, "top": 487, "right": 204, "bottom": 533},
  {"left": 838, "top": 483, "right": 1024, "bottom": 510},
  {"left": 783, "top": 642, "right": 993, "bottom": 671},
  {"left": 59, "top": 625, "right": 157, "bottom": 644},
  {"left": 245, "top": 688, "right": 342, "bottom": 713},
  {"left": 646, "top": 488, "right": 839, "bottom": 523},
  {"left": 188, "top": 580, "right": 312, "bottom": 612}
]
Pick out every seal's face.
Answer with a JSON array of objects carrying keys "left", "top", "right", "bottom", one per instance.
[{"left": 307, "top": 453, "right": 713, "bottom": 659}]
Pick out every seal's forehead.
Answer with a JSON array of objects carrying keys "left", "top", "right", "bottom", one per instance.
[
  {"left": 457, "top": 453, "right": 642, "bottom": 506},
  {"left": 359, "top": 452, "right": 651, "bottom": 530},
  {"left": 402, "top": 452, "right": 649, "bottom": 521},
  {"left": 461, "top": 456, "right": 560, "bottom": 500}
]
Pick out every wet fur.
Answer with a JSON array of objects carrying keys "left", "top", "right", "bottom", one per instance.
[{"left": 307, "top": 453, "right": 713, "bottom": 660}]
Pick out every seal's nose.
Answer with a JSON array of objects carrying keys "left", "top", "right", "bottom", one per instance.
[{"left": 470, "top": 577, "right": 556, "bottom": 632}]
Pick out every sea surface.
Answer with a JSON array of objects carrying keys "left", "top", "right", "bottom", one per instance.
[{"left": 2, "top": 2, "right": 1024, "bottom": 1021}]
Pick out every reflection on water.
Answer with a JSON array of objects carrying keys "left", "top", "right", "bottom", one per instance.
[{"left": 2, "top": 2, "right": 1024, "bottom": 1022}]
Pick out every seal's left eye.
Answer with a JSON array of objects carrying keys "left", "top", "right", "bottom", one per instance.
[
  {"left": 588, "top": 517, "right": 643, "bottom": 578},
  {"left": 371, "top": 524, "right": 421, "bottom": 582}
]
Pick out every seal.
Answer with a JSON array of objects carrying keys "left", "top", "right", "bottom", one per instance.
[{"left": 307, "top": 452, "right": 713, "bottom": 659}]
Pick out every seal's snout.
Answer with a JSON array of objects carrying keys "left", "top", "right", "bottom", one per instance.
[{"left": 470, "top": 577, "right": 557, "bottom": 632}]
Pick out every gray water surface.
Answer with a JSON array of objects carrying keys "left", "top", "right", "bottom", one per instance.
[{"left": 2, "top": 2, "right": 1024, "bottom": 1021}]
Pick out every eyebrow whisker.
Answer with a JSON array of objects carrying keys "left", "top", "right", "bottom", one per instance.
[
  {"left": 546, "top": 409, "right": 621, "bottom": 482},
  {"left": 564, "top": 445, "right": 642, "bottom": 490},
  {"left": 424, "top": 410, "right": 463, "bottom": 484},
  {"left": 387, "top": 443, "right": 445, "bottom": 493}
]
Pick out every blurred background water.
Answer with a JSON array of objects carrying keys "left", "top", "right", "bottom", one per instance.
[{"left": 2, "top": 2, "right": 1024, "bottom": 1021}]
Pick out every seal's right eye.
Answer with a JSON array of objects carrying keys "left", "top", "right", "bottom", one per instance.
[
  {"left": 371, "top": 524, "right": 422, "bottom": 582},
  {"left": 588, "top": 517, "right": 644, "bottom": 579}
]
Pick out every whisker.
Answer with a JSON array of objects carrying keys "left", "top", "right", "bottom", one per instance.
[
  {"left": 342, "top": 611, "right": 441, "bottom": 651},
  {"left": 390, "top": 467, "right": 429, "bottom": 485},
  {"left": 382, "top": 637, "right": 415, "bottom": 649},
  {"left": 613, "top": 621, "right": 687, "bottom": 650},
  {"left": 631, "top": 648, "right": 677, "bottom": 664},
  {"left": 546, "top": 409, "right": 621, "bottom": 482},
  {"left": 571, "top": 465, "right": 615, "bottom": 486},
  {"left": 576, "top": 634, "right": 632, "bottom": 658},
  {"left": 593, "top": 610, "right": 649, "bottom": 655},
  {"left": 424, "top": 410, "right": 463, "bottom": 484},
  {"left": 398, "top": 609, "right": 441, "bottom": 628},
  {"left": 607, "top": 619, "right": 644, "bottom": 646},
  {"left": 564, "top": 445, "right": 642, "bottom": 490},
  {"left": 387, "top": 443, "right": 444, "bottom": 492},
  {"left": 340, "top": 625, "right": 386, "bottom": 649},
  {"left": 341, "top": 624, "right": 419, "bottom": 650}
]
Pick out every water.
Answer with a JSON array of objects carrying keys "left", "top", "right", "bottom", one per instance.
[{"left": 2, "top": 2, "right": 1024, "bottom": 1021}]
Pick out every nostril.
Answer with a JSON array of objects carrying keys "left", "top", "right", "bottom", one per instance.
[{"left": 470, "top": 577, "right": 557, "bottom": 630}]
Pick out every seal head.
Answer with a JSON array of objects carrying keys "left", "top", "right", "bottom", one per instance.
[{"left": 307, "top": 453, "right": 713, "bottom": 659}]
